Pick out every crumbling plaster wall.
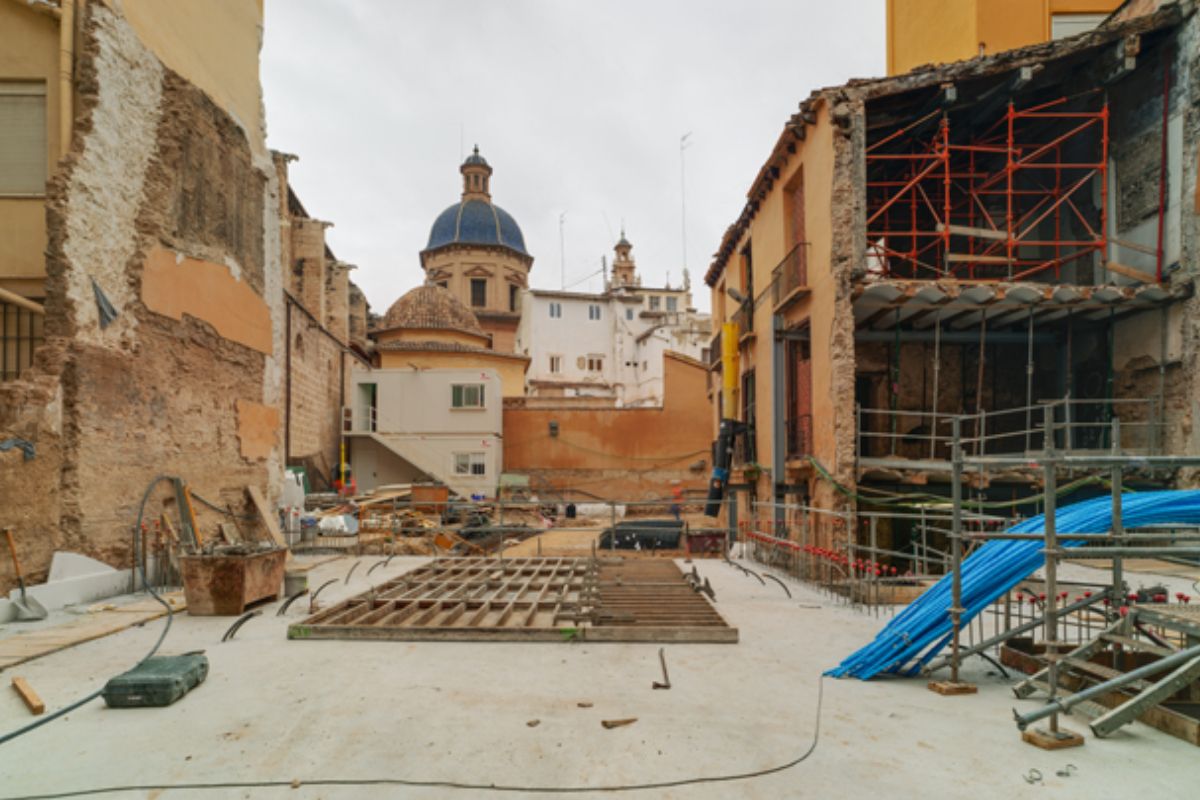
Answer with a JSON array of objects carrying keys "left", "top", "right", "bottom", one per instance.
[
  {"left": 0, "top": 4, "right": 283, "bottom": 590},
  {"left": 1178, "top": 9, "right": 1200, "bottom": 468}
]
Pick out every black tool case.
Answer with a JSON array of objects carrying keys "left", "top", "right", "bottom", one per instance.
[{"left": 102, "top": 653, "right": 209, "bottom": 708}]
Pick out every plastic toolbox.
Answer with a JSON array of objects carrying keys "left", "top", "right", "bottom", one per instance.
[{"left": 101, "top": 653, "right": 209, "bottom": 708}]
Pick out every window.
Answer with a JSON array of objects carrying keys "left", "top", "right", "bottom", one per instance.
[
  {"left": 549, "top": 355, "right": 562, "bottom": 374},
  {"left": 451, "top": 383, "right": 485, "bottom": 409},
  {"left": 509, "top": 284, "right": 519, "bottom": 311},
  {"left": 470, "top": 278, "right": 487, "bottom": 307},
  {"left": 588, "top": 304, "right": 601, "bottom": 321},
  {"left": 1051, "top": 13, "right": 1107, "bottom": 40},
  {"left": 549, "top": 302, "right": 562, "bottom": 318},
  {"left": 0, "top": 82, "right": 47, "bottom": 195},
  {"left": 625, "top": 308, "right": 633, "bottom": 321},
  {"left": 666, "top": 296, "right": 678, "bottom": 312},
  {"left": 586, "top": 355, "right": 604, "bottom": 372},
  {"left": 454, "top": 452, "right": 486, "bottom": 476},
  {"left": 436, "top": 280, "right": 448, "bottom": 290},
  {"left": 649, "top": 296, "right": 660, "bottom": 311}
]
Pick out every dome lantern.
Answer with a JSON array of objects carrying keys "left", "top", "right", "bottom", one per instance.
[{"left": 461, "top": 145, "right": 493, "bottom": 201}]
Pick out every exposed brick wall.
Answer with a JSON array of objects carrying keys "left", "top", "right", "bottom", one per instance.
[
  {"left": 0, "top": 4, "right": 282, "bottom": 589},
  {"left": 323, "top": 262, "right": 350, "bottom": 343},
  {"left": 290, "top": 217, "right": 327, "bottom": 322},
  {"left": 287, "top": 300, "right": 349, "bottom": 480}
]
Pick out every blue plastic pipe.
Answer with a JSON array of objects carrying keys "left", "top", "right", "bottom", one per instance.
[{"left": 828, "top": 490, "right": 1200, "bottom": 680}]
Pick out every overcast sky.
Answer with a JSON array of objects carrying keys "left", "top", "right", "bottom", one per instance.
[{"left": 261, "top": 1, "right": 886, "bottom": 313}]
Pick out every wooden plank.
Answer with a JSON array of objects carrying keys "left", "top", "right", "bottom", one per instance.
[
  {"left": 946, "top": 253, "right": 1012, "bottom": 264},
  {"left": 11, "top": 677, "right": 44, "bottom": 715},
  {"left": 936, "top": 223, "right": 1007, "bottom": 241},
  {"left": 246, "top": 485, "right": 287, "bottom": 549},
  {"left": 0, "top": 592, "right": 186, "bottom": 670},
  {"left": 1104, "top": 260, "right": 1157, "bottom": 284}
]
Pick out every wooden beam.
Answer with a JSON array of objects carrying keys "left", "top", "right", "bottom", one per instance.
[
  {"left": 11, "top": 676, "right": 45, "bottom": 715},
  {"left": 1104, "top": 261, "right": 1157, "bottom": 284},
  {"left": 937, "top": 223, "right": 1007, "bottom": 242}
]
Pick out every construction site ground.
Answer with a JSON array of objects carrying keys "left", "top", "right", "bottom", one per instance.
[{"left": 1, "top": 556, "right": 1196, "bottom": 798}]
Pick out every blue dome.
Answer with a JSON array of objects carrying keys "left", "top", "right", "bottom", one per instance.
[{"left": 426, "top": 199, "right": 528, "bottom": 255}]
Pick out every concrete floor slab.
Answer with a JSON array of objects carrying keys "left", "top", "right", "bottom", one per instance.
[{"left": 0, "top": 556, "right": 1196, "bottom": 798}]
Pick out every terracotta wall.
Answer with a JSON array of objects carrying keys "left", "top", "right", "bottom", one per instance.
[{"left": 503, "top": 353, "right": 711, "bottom": 499}]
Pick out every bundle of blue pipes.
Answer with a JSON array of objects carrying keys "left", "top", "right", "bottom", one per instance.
[{"left": 827, "top": 490, "right": 1200, "bottom": 680}]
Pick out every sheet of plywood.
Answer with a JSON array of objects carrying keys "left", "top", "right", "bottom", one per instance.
[
  {"left": 246, "top": 485, "right": 286, "bottom": 549},
  {"left": 0, "top": 593, "right": 186, "bottom": 670}
]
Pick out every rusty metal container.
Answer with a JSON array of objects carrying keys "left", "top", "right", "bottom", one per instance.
[{"left": 180, "top": 548, "right": 287, "bottom": 615}]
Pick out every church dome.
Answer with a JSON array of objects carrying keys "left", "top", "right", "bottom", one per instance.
[
  {"left": 426, "top": 200, "right": 527, "bottom": 255},
  {"left": 381, "top": 284, "right": 485, "bottom": 336}
]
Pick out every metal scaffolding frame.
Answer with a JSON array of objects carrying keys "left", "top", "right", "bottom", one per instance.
[{"left": 866, "top": 94, "right": 1112, "bottom": 282}]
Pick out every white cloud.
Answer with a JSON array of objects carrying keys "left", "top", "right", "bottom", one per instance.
[{"left": 261, "top": 0, "right": 886, "bottom": 313}]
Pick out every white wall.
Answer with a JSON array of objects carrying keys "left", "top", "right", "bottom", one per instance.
[
  {"left": 517, "top": 288, "right": 710, "bottom": 406},
  {"left": 348, "top": 366, "right": 503, "bottom": 497}
]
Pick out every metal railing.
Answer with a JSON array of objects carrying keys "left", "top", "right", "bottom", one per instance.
[
  {"left": 1, "top": 294, "right": 45, "bottom": 382},
  {"left": 731, "top": 303, "right": 752, "bottom": 335},
  {"left": 707, "top": 329, "right": 721, "bottom": 368},
  {"left": 771, "top": 242, "right": 809, "bottom": 307},
  {"left": 857, "top": 397, "right": 1164, "bottom": 461}
]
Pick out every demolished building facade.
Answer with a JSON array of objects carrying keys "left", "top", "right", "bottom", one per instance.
[{"left": 705, "top": 3, "right": 1200, "bottom": 553}]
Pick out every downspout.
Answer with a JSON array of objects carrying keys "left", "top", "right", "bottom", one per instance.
[
  {"left": 58, "top": 0, "right": 75, "bottom": 160},
  {"left": 772, "top": 313, "right": 785, "bottom": 528},
  {"left": 284, "top": 299, "right": 292, "bottom": 462}
]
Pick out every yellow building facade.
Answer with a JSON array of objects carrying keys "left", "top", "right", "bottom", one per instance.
[
  {"left": 887, "top": 0, "right": 1123, "bottom": 75},
  {"left": 0, "top": 0, "right": 265, "bottom": 303}
]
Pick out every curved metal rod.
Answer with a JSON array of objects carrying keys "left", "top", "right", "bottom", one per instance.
[
  {"left": 384, "top": 553, "right": 398, "bottom": 567},
  {"left": 344, "top": 560, "right": 362, "bottom": 584},
  {"left": 275, "top": 588, "right": 310, "bottom": 616},
  {"left": 221, "top": 610, "right": 261, "bottom": 642},
  {"left": 741, "top": 566, "right": 766, "bottom": 585},
  {"left": 763, "top": 573, "right": 792, "bottom": 598},
  {"left": 366, "top": 559, "right": 387, "bottom": 577},
  {"left": 309, "top": 578, "right": 338, "bottom": 612}
]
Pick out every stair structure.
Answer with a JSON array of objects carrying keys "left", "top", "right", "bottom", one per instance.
[{"left": 1013, "top": 604, "right": 1200, "bottom": 745}]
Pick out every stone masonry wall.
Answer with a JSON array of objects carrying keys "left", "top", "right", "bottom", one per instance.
[
  {"left": 287, "top": 299, "right": 351, "bottom": 479},
  {"left": 0, "top": 4, "right": 283, "bottom": 590}
]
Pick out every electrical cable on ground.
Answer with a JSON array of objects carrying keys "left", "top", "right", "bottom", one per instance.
[
  {"left": 0, "top": 519, "right": 828, "bottom": 797},
  {"left": 0, "top": 475, "right": 179, "bottom": 747},
  {"left": 2, "top": 676, "right": 823, "bottom": 798}
]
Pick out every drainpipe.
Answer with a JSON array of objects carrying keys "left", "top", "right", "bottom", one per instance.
[
  {"left": 772, "top": 313, "right": 785, "bottom": 528},
  {"left": 58, "top": 0, "right": 75, "bottom": 160}
]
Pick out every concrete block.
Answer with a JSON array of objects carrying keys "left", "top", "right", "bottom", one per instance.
[{"left": 48, "top": 551, "right": 116, "bottom": 582}]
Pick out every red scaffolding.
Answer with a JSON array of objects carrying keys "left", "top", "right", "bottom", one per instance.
[{"left": 865, "top": 94, "right": 1111, "bottom": 282}]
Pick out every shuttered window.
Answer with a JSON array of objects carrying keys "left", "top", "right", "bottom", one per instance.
[{"left": 0, "top": 82, "right": 47, "bottom": 195}]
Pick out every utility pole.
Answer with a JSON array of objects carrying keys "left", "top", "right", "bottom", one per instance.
[
  {"left": 559, "top": 211, "right": 567, "bottom": 290},
  {"left": 680, "top": 132, "right": 692, "bottom": 276}
]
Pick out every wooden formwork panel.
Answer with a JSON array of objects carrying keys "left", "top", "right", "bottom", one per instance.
[{"left": 288, "top": 557, "right": 737, "bottom": 643}]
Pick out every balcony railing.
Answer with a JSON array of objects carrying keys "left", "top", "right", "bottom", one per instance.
[
  {"left": 707, "top": 329, "right": 722, "bottom": 368},
  {"left": 731, "top": 303, "right": 753, "bottom": 336},
  {"left": 1, "top": 295, "right": 45, "bottom": 383},
  {"left": 771, "top": 242, "right": 810, "bottom": 308},
  {"left": 786, "top": 413, "right": 813, "bottom": 459}
]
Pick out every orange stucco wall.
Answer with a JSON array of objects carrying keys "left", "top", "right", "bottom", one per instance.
[
  {"left": 886, "top": 0, "right": 1122, "bottom": 75},
  {"left": 503, "top": 353, "right": 711, "bottom": 499},
  {"left": 141, "top": 246, "right": 273, "bottom": 354}
]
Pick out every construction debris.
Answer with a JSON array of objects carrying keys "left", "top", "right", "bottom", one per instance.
[{"left": 601, "top": 718, "right": 638, "bottom": 729}]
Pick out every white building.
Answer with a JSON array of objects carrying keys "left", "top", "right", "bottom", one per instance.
[
  {"left": 345, "top": 366, "right": 503, "bottom": 498},
  {"left": 514, "top": 234, "right": 710, "bottom": 407}
]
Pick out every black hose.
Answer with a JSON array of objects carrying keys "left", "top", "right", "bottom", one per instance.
[
  {"left": 344, "top": 560, "right": 361, "bottom": 584},
  {"left": 276, "top": 589, "right": 309, "bottom": 616},
  {"left": 741, "top": 567, "right": 766, "bottom": 586},
  {"left": 763, "top": 574, "right": 793, "bottom": 598},
  {"left": 220, "top": 610, "right": 261, "bottom": 642},
  {"left": 0, "top": 474, "right": 179, "bottom": 747},
  {"left": 309, "top": 579, "right": 338, "bottom": 611},
  {"left": 366, "top": 559, "right": 386, "bottom": 577}
]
